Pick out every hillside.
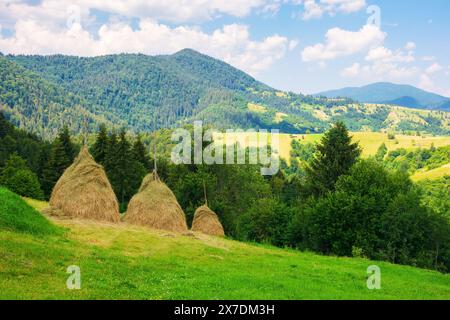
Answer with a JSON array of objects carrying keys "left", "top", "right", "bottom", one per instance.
[
  {"left": 0, "top": 55, "right": 120, "bottom": 139},
  {"left": 0, "top": 52, "right": 448, "bottom": 138},
  {"left": 0, "top": 194, "right": 448, "bottom": 300},
  {"left": 317, "top": 82, "right": 450, "bottom": 111}
]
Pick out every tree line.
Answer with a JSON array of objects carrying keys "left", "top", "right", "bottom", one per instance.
[{"left": 1, "top": 112, "right": 449, "bottom": 272}]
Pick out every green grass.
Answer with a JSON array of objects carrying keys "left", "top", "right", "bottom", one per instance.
[
  {"left": 411, "top": 164, "right": 450, "bottom": 181},
  {"left": 0, "top": 187, "right": 62, "bottom": 236},
  {"left": 0, "top": 196, "right": 449, "bottom": 299},
  {"left": 215, "top": 131, "right": 450, "bottom": 164},
  {"left": 281, "top": 132, "right": 450, "bottom": 161}
]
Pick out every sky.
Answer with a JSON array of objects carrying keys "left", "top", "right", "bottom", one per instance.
[{"left": 0, "top": 0, "right": 449, "bottom": 96}]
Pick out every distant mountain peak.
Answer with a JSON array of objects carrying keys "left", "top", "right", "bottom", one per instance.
[{"left": 317, "top": 82, "right": 449, "bottom": 111}]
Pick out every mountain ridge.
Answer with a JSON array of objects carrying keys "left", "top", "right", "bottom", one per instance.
[
  {"left": 1, "top": 51, "right": 449, "bottom": 138},
  {"left": 317, "top": 82, "right": 450, "bottom": 111}
]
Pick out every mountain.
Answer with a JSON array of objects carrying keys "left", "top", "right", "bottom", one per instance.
[
  {"left": 317, "top": 82, "right": 450, "bottom": 111},
  {"left": 1, "top": 51, "right": 449, "bottom": 138}
]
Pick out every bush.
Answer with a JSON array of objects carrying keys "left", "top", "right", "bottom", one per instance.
[
  {"left": 237, "top": 198, "right": 294, "bottom": 247},
  {"left": 0, "top": 154, "right": 44, "bottom": 199},
  {"left": 290, "top": 159, "right": 450, "bottom": 271}
]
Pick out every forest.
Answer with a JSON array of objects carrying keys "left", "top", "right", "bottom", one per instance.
[
  {"left": 1, "top": 111, "right": 449, "bottom": 272},
  {"left": 1, "top": 51, "right": 449, "bottom": 140}
]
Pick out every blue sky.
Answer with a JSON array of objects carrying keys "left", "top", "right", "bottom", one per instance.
[{"left": 0, "top": 0, "right": 449, "bottom": 96}]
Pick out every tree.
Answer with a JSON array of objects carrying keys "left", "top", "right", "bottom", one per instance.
[
  {"left": 104, "top": 129, "right": 146, "bottom": 210},
  {"left": 132, "top": 134, "right": 151, "bottom": 170},
  {"left": 91, "top": 124, "right": 109, "bottom": 165},
  {"left": 237, "top": 198, "right": 294, "bottom": 246},
  {"left": 306, "top": 122, "right": 361, "bottom": 195},
  {"left": 58, "top": 125, "right": 76, "bottom": 162},
  {"left": 292, "top": 159, "right": 450, "bottom": 271},
  {"left": 41, "top": 138, "right": 71, "bottom": 197},
  {"left": 375, "top": 143, "right": 388, "bottom": 161},
  {"left": 0, "top": 154, "right": 44, "bottom": 199}
]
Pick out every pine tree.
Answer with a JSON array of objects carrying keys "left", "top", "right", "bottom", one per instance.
[
  {"left": 132, "top": 134, "right": 151, "bottom": 170},
  {"left": 41, "top": 138, "right": 71, "bottom": 198},
  {"left": 306, "top": 122, "right": 361, "bottom": 196},
  {"left": 58, "top": 125, "right": 76, "bottom": 162},
  {"left": 104, "top": 129, "right": 146, "bottom": 210},
  {"left": 91, "top": 124, "right": 109, "bottom": 165}
]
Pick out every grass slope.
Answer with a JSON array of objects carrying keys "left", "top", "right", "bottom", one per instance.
[
  {"left": 0, "top": 187, "right": 61, "bottom": 236},
  {"left": 411, "top": 164, "right": 450, "bottom": 181},
  {"left": 279, "top": 132, "right": 450, "bottom": 162},
  {"left": 0, "top": 197, "right": 449, "bottom": 300}
]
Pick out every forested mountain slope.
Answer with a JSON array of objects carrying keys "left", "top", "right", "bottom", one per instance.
[{"left": 1, "top": 50, "right": 449, "bottom": 137}]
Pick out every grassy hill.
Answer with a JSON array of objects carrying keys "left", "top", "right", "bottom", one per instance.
[
  {"left": 0, "top": 193, "right": 449, "bottom": 300},
  {"left": 412, "top": 164, "right": 450, "bottom": 181},
  {"left": 215, "top": 131, "right": 450, "bottom": 163}
]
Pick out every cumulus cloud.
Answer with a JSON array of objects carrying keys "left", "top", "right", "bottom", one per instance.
[
  {"left": 1, "top": 0, "right": 272, "bottom": 25},
  {"left": 0, "top": 20, "right": 289, "bottom": 75},
  {"left": 425, "top": 63, "right": 443, "bottom": 75},
  {"left": 298, "top": 0, "right": 366, "bottom": 20},
  {"left": 341, "top": 62, "right": 360, "bottom": 77},
  {"left": 404, "top": 41, "right": 416, "bottom": 50},
  {"left": 301, "top": 24, "right": 386, "bottom": 62},
  {"left": 365, "top": 46, "right": 414, "bottom": 63},
  {"left": 342, "top": 43, "right": 419, "bottom": 81},
  {"left": 419, "top": 73, "right": 450, "bottom": 97}
]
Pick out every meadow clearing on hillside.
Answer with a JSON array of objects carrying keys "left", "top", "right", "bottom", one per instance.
[
  {"left": 215, "top": 132, "right": 450, "bottom": 164},
  {"left": 0, "top": 195, "right": 448, "bottom": 300}
]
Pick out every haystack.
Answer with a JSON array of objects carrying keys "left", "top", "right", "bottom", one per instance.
[
  {"left": 123, "top": 173, "right": 188, "bottom": 232},
  {"left": 191, "top": 205, "right": 225, "bottom": 237},
  {"left": 48, "top": 146, "right": 120, "bottom": 222}
]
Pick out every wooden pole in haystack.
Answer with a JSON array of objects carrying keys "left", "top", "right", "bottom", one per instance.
[{"left": 203, "top": 180, "right": 208, "bottom": 206}]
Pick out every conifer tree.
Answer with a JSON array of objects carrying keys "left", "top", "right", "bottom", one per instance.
[
  {"left": 132, "top": 134, "right": 151, "bottom": 170},
  {"left": 58, "top": 125, "right": 76, "bottom": 162},
  {"left": 41, "top": 138, "right": 71, "bottom": 197},
  {"left": 91, "top": 124, "right": 109, "bottom": 165},
  {"left": 306, "top": 122, "right": 361, "bottom": 196}
]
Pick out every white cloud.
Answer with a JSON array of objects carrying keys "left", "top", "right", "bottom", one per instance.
[
  {"left": 421, "top": 56, "right": 436, "bottom": 62},
  {"left": 365, "top": 46, "right": 414, "bottom": 63},
  {"left": 419, "top": 73, "right": 450, "bottom": 96},
  {"left": 1, "top": 0, "right": 272, "bottom": 25},
  {"left": 289, "top": 39, "right": 299, "bottom": 51},
  {"left": 302, "top": 0, "right": 324, "bottom": 20},
  {"left": 301, "top": 24, "right": 386, "bottom": 62},
  {"left": 299, "top": 0, "right": 366, "bottom": 20},
  {"left": 342, "top": 44, "right": 419, "bottom": 81},
  {"left": 0, "top": 20, "right": 289, "bottom": 75},
  {"left": 341, "top": 62, "right": 360, "bottom": 77},
  {"left": 404, "top": 41, "right": 416, "bottom": 50},
  {"left": 425, "top": 63, "right": 443, "bottom": 75}
]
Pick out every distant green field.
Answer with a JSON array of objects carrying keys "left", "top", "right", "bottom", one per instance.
[
  {"left": 214, "top": 131, "right": 450, "bottom": 164},
  {"left": 412, "top": 164, "right": 450, "bottom": 181},
  {"left": 0, "top": 195, "right": 448, "bottom": 300},
  {"left": 280, "top": 132, "right": 450, "bottom": 162}
]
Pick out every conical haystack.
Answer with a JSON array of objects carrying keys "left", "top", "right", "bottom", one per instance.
[
  {"left": 191, "top": 205, "right": 225, "bottom": 237},
  {"left": 123, "top": 173, "right": 188, "bottom": 232},
  {"left": 48, "top": 146, "right": 120, "bottom": 222}
]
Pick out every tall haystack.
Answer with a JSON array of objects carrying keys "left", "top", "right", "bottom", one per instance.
[
  {"left": 123, "top": 173, "right": 188, "bottom": 232},
  {"left": 48, "top": 146, "right": 120, "bottom": 222},
  {"left": 191, "top": 205, "right": 225, "bottom": 237}
]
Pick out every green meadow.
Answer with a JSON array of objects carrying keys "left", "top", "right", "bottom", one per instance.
[{"left": 0, "top": 188, "right": 448, "bottom": 300}]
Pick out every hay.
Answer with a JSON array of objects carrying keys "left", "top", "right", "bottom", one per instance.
[
  {"left": 48, "top": 146, "right": 120, "bottom": 222},
  {"left": 191, "top": 205, "right": 225, "bottom": 237},
  {"left": 123, "top": 173, "right": 188, "bottom": 233}
]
